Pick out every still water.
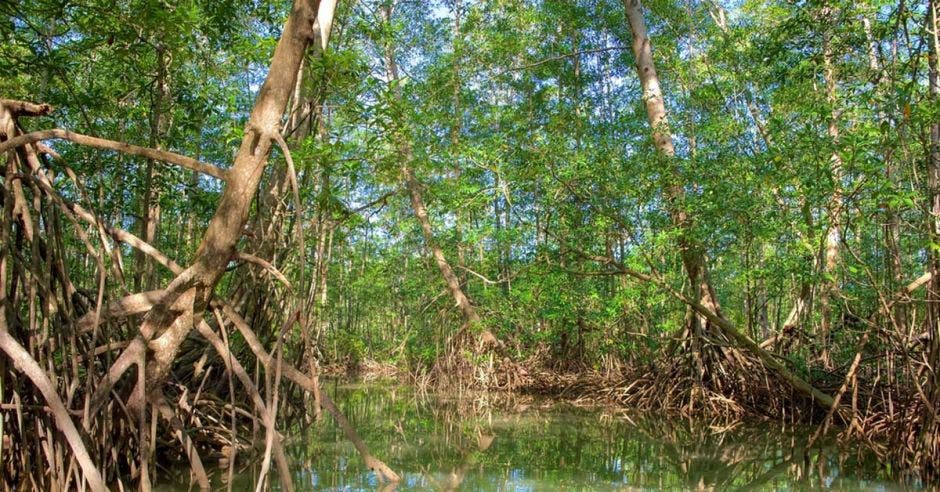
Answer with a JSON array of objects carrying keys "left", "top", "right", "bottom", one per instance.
[{"left": 174, "top": 381, "right": 915, "bottom": 490}]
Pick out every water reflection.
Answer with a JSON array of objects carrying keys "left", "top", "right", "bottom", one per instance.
[{"left": 186, "top": 381, "right": 914, "bottom": 491}]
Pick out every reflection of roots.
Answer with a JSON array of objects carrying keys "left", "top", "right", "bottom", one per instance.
[{"left": 415, "top": 329, "right": 939, "bottom": 482}]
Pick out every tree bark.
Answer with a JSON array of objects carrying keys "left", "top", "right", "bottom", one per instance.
[
  {"left": 621, "top": 0, "right": 722, "bottom": 338},
  {"left": 817, "top": 7, "right": 844, "bottom": 369}
]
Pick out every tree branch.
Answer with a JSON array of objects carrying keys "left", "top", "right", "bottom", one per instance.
[
  {"left": 0, "top": 99, "right": 54, "bottom": 117},
  {"left": 0, "top": 129, "right": 227, "bottom": 180}
]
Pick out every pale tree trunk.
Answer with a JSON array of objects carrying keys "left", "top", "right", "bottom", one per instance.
[
  {"left": 818, "top": 6, "right": 844, "bottom": 369},
  {"left": 313, "top": 0, "right": 337, "bottom": 51},
  {"left": 94, "top": 0, "right": 322, "bottom": 418},
  {"left": 252, "top": 0, "right": 337, "bottom": 262},
  {"left": 225, "top": 0, "right": 337, "bottom": 423},
  {"left": 621, "top": 0, "right": 723, "bottom": 339},
  {"left": 381, "top": 4, "right": 497, "bottom": 349},
  {"left": 620, "top": 2, "right": 837, "bottom": 411},
  {"left": 250, "top": 0, "right": 336, "bottom": 259}
]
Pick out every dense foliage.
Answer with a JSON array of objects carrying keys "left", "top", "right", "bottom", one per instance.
[{"left": 1, "top": 0, "right": 938, "bottom": 488}]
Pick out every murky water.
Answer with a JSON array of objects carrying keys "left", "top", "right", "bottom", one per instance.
[{"left": 165, "top": 380, "right": 918, "bottom": 490}]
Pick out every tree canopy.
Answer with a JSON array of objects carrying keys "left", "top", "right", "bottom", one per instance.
[{"left": 1, "top": 0, "right": 939, "bottom": 488}]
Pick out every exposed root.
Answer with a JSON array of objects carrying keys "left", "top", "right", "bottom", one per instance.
[{"left": 0, "top": 92, "right": 399, "bottom": 489}]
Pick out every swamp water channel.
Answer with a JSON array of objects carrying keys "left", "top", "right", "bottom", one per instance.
[{"left": 161, "top": 381, "right": 917, "bottom": 491}]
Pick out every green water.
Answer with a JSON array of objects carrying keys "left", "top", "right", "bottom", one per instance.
[{"left": 180, "top": 381, "right": 917, "bottom": 490}]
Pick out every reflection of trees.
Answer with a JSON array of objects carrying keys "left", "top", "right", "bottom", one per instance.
[
  {"left": 423, "top": 429, "right": 496, "bottom": 491},
  {"left": 278, "top": 383, "right": 889, "bottom": 490},
  {"left": 622, "top": 418, "right": 881, "bottom": 490}
]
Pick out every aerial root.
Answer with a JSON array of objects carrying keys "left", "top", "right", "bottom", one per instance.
[{"left": 0, "top": 98, "right": 396, "bottom": 489}]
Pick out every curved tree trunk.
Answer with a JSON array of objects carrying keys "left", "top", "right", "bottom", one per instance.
[
  {"left": 132, "top": 0, "right": 321, "bottom": 402},
  {"left": 620, "top": 0, "right": 835, "bottom": 410}
]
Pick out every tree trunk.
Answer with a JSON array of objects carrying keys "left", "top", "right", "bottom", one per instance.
[
  {"left": 922, "top": 0, "right": 940, "bottom": 465},
  {"left": 381, "top": 4, "right": 496, "bottom": 349},
  {"left": 251, "top": 0, "right": 338, "bottom": 420},
  {"left": 817, "top": 7, "right": 844, "bottom": 369},
  {"left": 621, "top": 0, "right": 723, "bottom": 337},
  {"left": 136, "top": 45, "right": 170, "bottom": 291}
]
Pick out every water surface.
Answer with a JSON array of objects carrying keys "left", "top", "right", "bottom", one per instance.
[{"left": 177, "top": 381, "right": 915, "bottom": 490}]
